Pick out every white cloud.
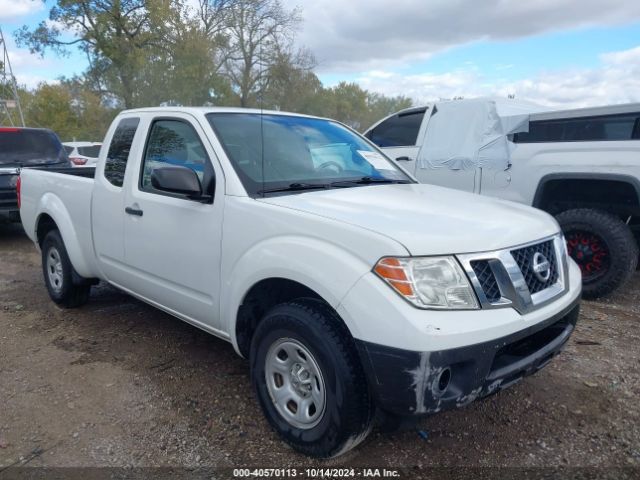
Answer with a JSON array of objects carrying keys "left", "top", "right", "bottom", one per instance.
[
  {"left": 0, "top": 0, "right": 43, "bottom": 21},
  {"left": 14, "top": 73, "right": 57, "bottom": 89},
  {"left": 352, "top": 45, "right": 640, "bottom": 108},
  {"left": 2, "top": 33, "right": 54, "bottom": 75},
  {"left": 284, "top": 0, "right": 640, "bottom": 72},
  {"left": 1, "top": 34, "right": 59, "bottom": 89}
]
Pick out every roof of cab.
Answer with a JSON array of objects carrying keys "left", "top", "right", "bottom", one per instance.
[{"left": 119, "top": 106, "right": 329, "bottom": 122}]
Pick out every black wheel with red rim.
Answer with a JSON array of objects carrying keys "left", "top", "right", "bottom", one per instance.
[
  {"left": 556, "top": 209, "right": 638, "bottom": 299},
  {"left": 565, "top": 230, "right": 610, "bottom": 282}
]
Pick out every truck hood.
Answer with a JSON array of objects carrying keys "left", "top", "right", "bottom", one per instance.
[{"left": 259, "top": 183, "right": 559, "bottom": 255}]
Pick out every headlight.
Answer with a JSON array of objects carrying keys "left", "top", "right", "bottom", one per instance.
[{"left": 374, "top": 256, "right": 479, "bottom": 310}]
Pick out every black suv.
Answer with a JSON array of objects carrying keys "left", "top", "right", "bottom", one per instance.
[{"left": 0, "top": 127, "right": 71, "bottom": 223}]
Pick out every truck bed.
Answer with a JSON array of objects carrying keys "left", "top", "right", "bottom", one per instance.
[
  {"left": 19, "top": 167, "right": 99, "bottom": 278},
  {"left": 27, "top": 166, "right": 96, "bottom": 178}
]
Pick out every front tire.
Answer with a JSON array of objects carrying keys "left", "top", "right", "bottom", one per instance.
[
  {"left": 250, "top": 299, "right": 374, "bottom": 458},
  {"left": 41, "top": 230, "right": 91, "bottom": 308},
  {"left": 556, "top": 208, "right": 638, "bottom": 299}
]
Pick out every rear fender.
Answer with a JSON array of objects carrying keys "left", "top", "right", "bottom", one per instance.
[{"left": 36, "top": 192, "right": 95, "bottom": 278}]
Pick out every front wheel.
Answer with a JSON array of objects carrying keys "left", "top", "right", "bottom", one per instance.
[
  {"left": 556, "top": 209, "right": 638, "bottom": 299},
  {"left": 41, "top": 230, "right": 91, "bottom": 308},
  {"left": 250, "top": 299, "right": 374, "bottom": 458}
]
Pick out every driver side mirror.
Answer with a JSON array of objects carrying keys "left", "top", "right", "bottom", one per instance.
[{"left": 150, "top": 166, "right": 212, "bottom": 203}]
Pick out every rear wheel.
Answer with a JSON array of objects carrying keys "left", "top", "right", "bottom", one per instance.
[
  {"left": 41, "top": 230, "right": 91, "bottom": 308},
  {"left": 250, "top": 299, "right": 374, "bottom": 458},
  {"left": 556, "top": 209, "right": 638, "bottom": 299}
]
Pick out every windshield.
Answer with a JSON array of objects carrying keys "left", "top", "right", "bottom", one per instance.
[
  {"left": 206, "top": 113, "right": 413, "bottom": 195},
  {"left": 0, "top": 129, "right": 69, "bottom": 166}
]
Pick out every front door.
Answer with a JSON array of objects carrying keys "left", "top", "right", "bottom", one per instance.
[{"left": 123, "top": 115, "right": 224, "bottom": 330}]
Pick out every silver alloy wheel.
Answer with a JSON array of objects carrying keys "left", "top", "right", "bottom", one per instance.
[
  {"left": 264, "top": 338, "right": 327, "bottom": 429},
  {"left": 46, "top": 246, "right": 64, "bottom": 293}
]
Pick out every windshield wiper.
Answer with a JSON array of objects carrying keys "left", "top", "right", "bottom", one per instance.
[
  {"left": 330, "top": 177, "right": 412, "bottom": 187},
  {"left": 258, "top": 182, "right": 330, "bottom": 194}
]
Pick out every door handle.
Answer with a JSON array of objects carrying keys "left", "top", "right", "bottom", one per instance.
[
  {"left": 125, "top": 206, "right": 143, "bottom": 217},
  {"left": 395, "top": 156, "right": 412, "bottom": 161}
]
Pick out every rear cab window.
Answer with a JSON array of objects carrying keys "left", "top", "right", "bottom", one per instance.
[
  {"left": 104, "top": 118, "right": 140, "bottom": 187},
  {"left": 0, "top": 128, "right": 69, "bottom": 167}
]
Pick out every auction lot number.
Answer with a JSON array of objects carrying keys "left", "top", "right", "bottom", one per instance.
[{"left": 233, "top": 468, "right": 401, "bottom": 478}]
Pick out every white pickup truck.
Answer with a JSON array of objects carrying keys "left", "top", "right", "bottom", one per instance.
[
  {"left": 365, "top": 99, "right": 640, "bottom": 298},
  {"left": 19, "top": 107, "right": 581, "bottom": 457}
]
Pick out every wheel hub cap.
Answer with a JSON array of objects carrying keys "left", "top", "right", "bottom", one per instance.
[
  {"left": 265, "top": 338, "right": 326, "bottom": 429},
  {"left": 46, "top": 247, "right": 64, "bottom": 293}
]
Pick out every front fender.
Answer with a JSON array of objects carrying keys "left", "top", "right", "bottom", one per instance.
[
  {"left": 36, "top": 192, "right": 96, "bottom": 278},
  {"left": 222, "top": 235, "right": 374, "bottom": 353}
]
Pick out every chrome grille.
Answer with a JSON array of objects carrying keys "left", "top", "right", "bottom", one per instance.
[
  {"left": 458, "top": 235, "right": 568, "bottom": 314},
  {"left": 511, "top": 240, "right": 559, "bottom": 294},
  {"left": 470, "top": 260, "right": 501, "bottom": 303}
]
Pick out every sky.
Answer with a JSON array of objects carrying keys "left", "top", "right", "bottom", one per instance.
[{"left": 1, "top": 0, "right": 640, "bottom": 108}]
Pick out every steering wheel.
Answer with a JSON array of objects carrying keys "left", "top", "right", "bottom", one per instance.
[{"left": 317, "top": 161, "right": 344, "bottom": 173}]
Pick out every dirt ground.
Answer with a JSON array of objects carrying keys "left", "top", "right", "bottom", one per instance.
[{"left": 1, "top": 221, "right": 639, "bottom": 473}]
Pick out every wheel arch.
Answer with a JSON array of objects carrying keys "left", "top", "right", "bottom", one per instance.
[
  {"left": 235, "top": 278, "right": 336, "bottom": 358},
  {"left": 223, "top": 235, "right": 377, "bottom": 357},
  {"left": 533, "top": 173, "right": 640, "bottom": 216}
]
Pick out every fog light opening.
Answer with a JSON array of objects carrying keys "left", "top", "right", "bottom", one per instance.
[{"left": 434, "top": 367, "right": 451, "bottom": 396}]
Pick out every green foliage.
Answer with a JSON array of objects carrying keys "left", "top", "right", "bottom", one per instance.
[
  {"left": 14, "top": 0, "right": 414, "bottom": 139},
  {"left": 20, "top": 81, "right": 115, "bottom": 141}
]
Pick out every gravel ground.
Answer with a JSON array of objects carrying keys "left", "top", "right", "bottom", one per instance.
[{"left": 1, "top": 222, "right": 639, "bottom": 473}]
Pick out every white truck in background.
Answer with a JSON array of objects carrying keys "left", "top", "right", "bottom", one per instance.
[
  {"left": 365, "top": 99, "right": 640, "bottom": 298},
  {"left": 19, "top": 107, "right": 581, "bottom": 457}
]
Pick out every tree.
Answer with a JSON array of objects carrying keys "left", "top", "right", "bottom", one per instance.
[
  {"left": 21, "top": 80, "right": 114, "bottom": 141},
  {"left": 224, "top": 0, "right": 302, "bottom": 107},
  {"left": 362, "top": 92, "right": 413, "bottom": 131},
  {"left": 322, "top": 82, "right": 370, "bottom": 130},
  {"left": 64, "top": 78, "right": 116, "bottom": 140},
  {"left": 262, "top": 47, "right": 322, "bottom": 113},
  {"left": 134, "top": 21, "right": 233, "bottom": 107},
  {"left": 14, "top": 0, "right": 415, "bottom": 132},
  {"left": 313, "top": 83, "right": 413, "bottom": 132},
  {"left": 16, "top": 0, "right": 179, "bottom": 108},
  {"left": 22, "top": 83, "right": 78, "bottom": 139}
]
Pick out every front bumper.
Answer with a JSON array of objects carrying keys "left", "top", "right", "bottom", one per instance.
[{"left": 355, "top": 297, "right": 580, "bottom": 416}]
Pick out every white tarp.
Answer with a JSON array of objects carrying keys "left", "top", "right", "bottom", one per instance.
[{"left": 418, "top": 98, "right": 548, "bottom": 171}]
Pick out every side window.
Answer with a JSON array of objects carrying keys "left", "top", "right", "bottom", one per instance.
[
  {"left": 368, "top": 110, "right": 426, "bottom": 147},
  {"left": 104, "top": 118, "right": 140, "bottom": 187},
  {"left": 141, "top": 119, "right": 210, "bottom": 195},
  {"left": 514, "top": 113, "right": 640, "bottom": 143}
]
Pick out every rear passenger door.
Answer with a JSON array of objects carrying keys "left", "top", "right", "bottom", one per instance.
[
  {"left": 122, "top": 114, "right": 225, "bottom": 331},
  {"left": 365, "top": 109, "right": 427, "bottom": 174}
]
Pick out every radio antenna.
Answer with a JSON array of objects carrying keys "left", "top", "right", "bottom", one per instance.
[{"left": 259, "top": 24, "right": 265, "bottom": 197}]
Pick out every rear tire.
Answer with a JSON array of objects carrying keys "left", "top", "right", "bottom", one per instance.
[
  {"left": 250, "top": 299, "right": 374, "bottom": 458},
  {"left": 41, "top": 230, "right": 91, "bottom": 308},
  {"left": 556, "top": 208, "right": 638, "bottom": 299}
]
